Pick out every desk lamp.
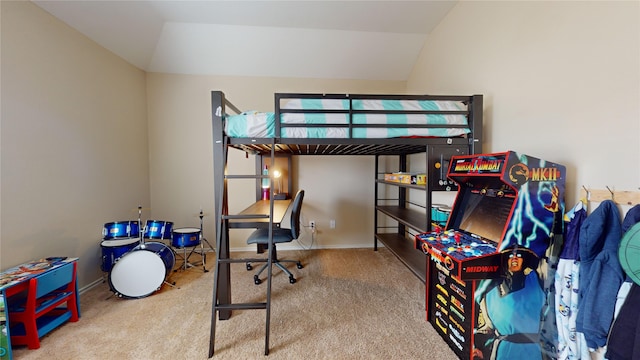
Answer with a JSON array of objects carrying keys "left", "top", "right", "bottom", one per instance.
[{"left": 273, "top": 170, "right": 288, "bottom": 200}]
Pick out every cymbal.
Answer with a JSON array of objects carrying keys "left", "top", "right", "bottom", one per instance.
[
  {"left": 194, "top": 212, "right": 210, "bottom": 217},
  {"left": 131, "top": 207, "right": 151, "bottom": 212}
]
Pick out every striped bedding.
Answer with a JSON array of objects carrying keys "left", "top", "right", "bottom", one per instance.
[{"left": 224, "top": 98, "right": 470, "bottom": 139}]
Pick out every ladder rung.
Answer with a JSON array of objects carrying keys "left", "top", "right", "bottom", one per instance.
[
  {"left": 215, "top": 302, "right": 267, "bottom": 311},
  {"left": 223, "top": 214, "right": 270, "bottom": 220}
]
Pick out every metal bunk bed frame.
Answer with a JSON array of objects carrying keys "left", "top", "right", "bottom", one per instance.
[{"left": 209, "top": 90, "right": 483, "bottom": 356}]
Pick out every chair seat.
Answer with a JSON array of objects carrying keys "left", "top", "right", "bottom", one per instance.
[{"left": 247, "top": 228, "right": 293, "bottom": 245}]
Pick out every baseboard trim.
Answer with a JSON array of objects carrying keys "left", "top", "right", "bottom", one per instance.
[{"left": 79, "top": 277, "right": 104, "bottom": 295}]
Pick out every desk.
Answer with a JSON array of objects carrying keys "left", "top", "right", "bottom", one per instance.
[
  {"left": 0, "top": 258, "right": 79, "bottom": 359},
  {"left": 228, "top": 200, "right": 292, "bottom": 229},
  {"left": 217, "top": 199, "right": 291, "bottom": 319}
]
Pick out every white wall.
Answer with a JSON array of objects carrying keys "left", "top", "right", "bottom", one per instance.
[
  {"left": 1, "top": 1, "right": 149, "bottom": 287},
  {"left": 407, "top": 1, "right": 640, "bottom": 207}
]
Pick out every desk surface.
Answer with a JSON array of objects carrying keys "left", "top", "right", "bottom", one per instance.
[
  {"left": 0, "top": 258, "right": 78, "bottom": 292},
  {"left": 229, "top": 199, "right": 292, "bottom": 228}
]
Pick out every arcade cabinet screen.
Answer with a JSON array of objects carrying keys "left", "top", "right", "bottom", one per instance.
[{"left": 457, "top": 190, "right": 514, "bottom": 242}]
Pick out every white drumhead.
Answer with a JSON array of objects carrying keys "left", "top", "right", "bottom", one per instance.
[
  {"left": 109, "top": 249, "right": 166, "bottom": 298},
  {"left": 101, "top": 237, "right": 139, "bottom": 247},
  {"left": 173, "top": 227, "right": 201, "bottom": 234}
]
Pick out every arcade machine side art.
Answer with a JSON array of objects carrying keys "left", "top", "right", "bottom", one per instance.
[{"left": 415, "top": 151, "right": 565, "bottom": 360}]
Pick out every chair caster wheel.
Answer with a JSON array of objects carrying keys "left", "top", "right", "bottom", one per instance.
[
  {"left": 254, "top": 276, "right": 262, "bottom": 285},
  {"left": 246, "top": 263, "right": 253, "bottom": 271},
  {"left": 289, "top": 276, "right": 296, "bottom": 284},
  {"left": 296, "top": 262, "right": 303, "bottom": 269}
]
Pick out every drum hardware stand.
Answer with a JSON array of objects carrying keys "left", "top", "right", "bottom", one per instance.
[
  {"left": 174, "top": 243, "right": 203, "bottom": 272},
  {"left": 174, "top": 210, "right": 210, "bottom": 272},
  {"left": 199, "top": 210, "right": 211, "bottom": 272},
  {"left": 137, "top": 205, "right": 145, "bottom": 246},
  {"left": 163, "top": 278, "right": 178, "bottom": 289}
]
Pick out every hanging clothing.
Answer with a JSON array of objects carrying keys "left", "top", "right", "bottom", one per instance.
[
  {"left": 605, "top": 204, "right": 640, "bottom": 360},
  {"left": 555, "top": 202, "right": 589, "bottom": 360},
  {"left": 605, "top": 283, "right": 640, "bottom": 360},
  {"left": 613, "top": 204, "right": 640, "bottom": 312},
  {"left": 576, "top": 200, "right": 624, "bottom": 349},
  {"left": 621, "top": 204, "right": 640, "bottom": 234}
]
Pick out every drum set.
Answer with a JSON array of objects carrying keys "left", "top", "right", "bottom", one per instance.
[{"left": 100, "top": 208, "right": 209, "bottom": 299}]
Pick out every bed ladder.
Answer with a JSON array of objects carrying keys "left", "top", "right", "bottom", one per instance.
[{"left": 209, "top": 137, "right": 277, "bottom": 357}]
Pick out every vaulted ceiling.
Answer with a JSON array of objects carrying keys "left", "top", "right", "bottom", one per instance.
[{"left": 33, "top": 1, "right": 458, "bottom": 81}]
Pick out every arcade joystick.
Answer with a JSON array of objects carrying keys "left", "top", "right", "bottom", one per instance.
[{"left": 454, "top": 232, "right": 461, "bottom": 246}]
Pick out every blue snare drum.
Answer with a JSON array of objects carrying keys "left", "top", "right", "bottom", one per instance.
[
  {"left": 171, "top": 227, "right": 201, "bottom": 248},
  {"left": 143, "top": 220, "right": 173, "bottom": 239},
  {"left": 100, "top": 237, "right": 139, "bottom": 272},
  {"left": 103, "top": 221, "right": 140, "bottom": 239},
  {"left": 108, "top": 241, "right": 175, "bottom": 299}
]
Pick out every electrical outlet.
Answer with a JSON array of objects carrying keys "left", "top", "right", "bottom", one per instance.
[
  {"left": 330, "top": 219, "right": 336, "bottom": 229},
  {"left": 309, "top": 221, "right": 316, "bottom": 233}
]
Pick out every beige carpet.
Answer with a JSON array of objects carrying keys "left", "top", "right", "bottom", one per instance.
[{"left": 11, "top": 248, "right": 456, "bottom": 360}]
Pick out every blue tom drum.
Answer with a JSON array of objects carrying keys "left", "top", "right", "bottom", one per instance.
[
  {"left": 143, "top": 220, "right": 173, "bottom": 239},
  {"left": 103, "top": 221, "right": 140, "bottom": 239}
]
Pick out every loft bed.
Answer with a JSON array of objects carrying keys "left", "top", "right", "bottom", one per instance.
[
  {"left": 211, "top": 91, "right": 483, "bottom": 281},
  {"left": 209, "top": 90, "right": 483, "bottom": 355},
  {"left": 212, "top": 92, "right": 483, "bottom": 156}
]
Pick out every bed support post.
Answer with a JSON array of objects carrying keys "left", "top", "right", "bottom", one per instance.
[
  {"left": 374, "top": 154, "right": 380, "bottom": 251},
  {"left": 210, "top": 91, "right": 232, "bottom": 321},
  {"left": 470, "top": 95, "right": 483, "bottom": 154}
]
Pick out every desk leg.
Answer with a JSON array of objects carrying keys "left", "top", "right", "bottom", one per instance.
[{"left": 218, "top": 226, "right": 232, "bottom": 320}]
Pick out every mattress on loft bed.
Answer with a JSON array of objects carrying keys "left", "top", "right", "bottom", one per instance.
[{"left": 224, "top": 98, "right": 471, "bottom": 139}]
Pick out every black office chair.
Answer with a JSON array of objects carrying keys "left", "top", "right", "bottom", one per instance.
[{"left": 246, "top": 189, "right": 305, "bottom": 284}]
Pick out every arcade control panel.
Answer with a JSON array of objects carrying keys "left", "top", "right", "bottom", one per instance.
[{"left": 416, "top": 229, "right": 499, "bottom": 280}]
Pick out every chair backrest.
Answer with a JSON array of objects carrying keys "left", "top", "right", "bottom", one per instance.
[{"left": 288, "top": 190, "right": 305, "bottom": 239}]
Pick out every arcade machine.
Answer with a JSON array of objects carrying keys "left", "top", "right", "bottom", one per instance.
[{"left": 415, "top": 151, "right": 565, "bottom": 360}]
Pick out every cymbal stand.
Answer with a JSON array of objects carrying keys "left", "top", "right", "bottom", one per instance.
[
  {"left": 137, "top": 205, "right": 144, "bottom": 245},
  {"left": 199, "top": 210, "right": 212, "bottom": 272}
]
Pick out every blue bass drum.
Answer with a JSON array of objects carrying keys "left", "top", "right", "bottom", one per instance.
[
  {"left": 100, "top": 237, "right": 139, "bottom": 272},
  {"left": 171, "top": 227, "right": 201, "bottom": 248},
  {"left": 103, "top": 221, "right": 140, "bottom": 239},
  {"left": 143, "top": 220, "right": 173, "bottom": 239},
  {"left": 108, "top": 241, "right": 175, "bottom": 299}
]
